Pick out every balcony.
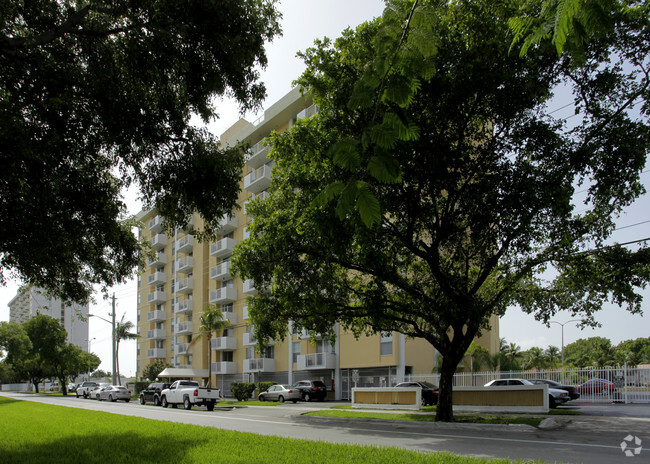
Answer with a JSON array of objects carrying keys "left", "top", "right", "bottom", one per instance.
[
  {"left": 176, "top": 321, "right": 193, "bottom": 335},
  {"left": 210, "top": 262, "right": 232, "bottom": 281},
  {"left": 150, "top": 234, "right": 168, "bottom": 250},
  {"left": 222, "top": 309, "right": 237, "bottom": 325},
  {"left": 147, "top": 291, "right": 166, "bottom": 305},
  {"left": 216, "top": 213, "right": 238, "bottom": 236},
  {"left": 210, "top": 237, "right": 237, "bottom": 258},
  {"left": 209, "top": 287, "right": 237, "bottom": 304},
  {"left": 243, "top": 358, "right": 275, "bottom": 373},
  {"left": 211, "top": 362, "right": 238, "bottom": 375},
  {"left": 242, "top": 306, "right": 249, "bottom": 320},
  {"left": 176, "top": 256, "right": 193, "bottom": 273},
  {"left": 148, "top": 215, "right": 163, "bottom": 233},
  {"left": 176, "top": 276, "right": 193, "bottom": 294},
  {"left": 210, "top": 336, "right": 237, "bottom": 351},
  {"left": 176, "top": 343, "right": 192, "bottom": 355},
  {"left": 297, "top": 104, "right": 319, "bottom": 120},
  {"left": 243, "top": 226, "right": 251, "bottom": 240},
  {"left": 243, "top": 332, "right": 274, "bottom": 347},
  {"left": 245, "top": 191, "right": 270, "bottom": 216},
  {"left": 148, "top": 271, "right": 167, "bottom": 286},
  {"left": 297, "top": 352, "right": 337, "bottom": 370},
  {"left": 173, "top": 299, "right": 193, "bottom": 315},
  {"left": 147, "top": 310, "right": 166, "bottom": 322},
  {"left": 147, "top": 348, "right": 166, "bottom": 359},
  {"left": 147, "top": 329, "right": 166, "bottom": 340},
  {"left": 148, "top": 252, "right": 167, "bottom": 267},
  {"left": 178, "top": 216, "right": 194, "bottom": 233},
  {"left": 243, "top": 279, "right": 258, "bottom": 296},
  {"left": 245, "top": 139, "right": 270, "bottom": 169},
  {"left": 176, "top": 235, "right": 194, "bottom": 253},
  {"left": 244, "top": 164, "right": 272, "bottom": 194},
  {"left": 299, "top": 329, "right": 322, "bottom": 340}
]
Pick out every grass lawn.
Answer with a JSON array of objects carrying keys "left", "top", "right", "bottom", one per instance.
[
  {"left": 0, "top": 397, "right": 551, "bottom": 464},
  {"left": 305, "top": 409, "right": 544, "bottom": 427}
]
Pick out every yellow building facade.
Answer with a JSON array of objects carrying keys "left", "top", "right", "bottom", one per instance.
[{"left": 135, "top": 87, "right": 499, "bottom": 399}]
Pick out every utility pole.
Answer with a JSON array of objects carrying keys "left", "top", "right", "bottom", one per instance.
[{"left": 112, "top": 293, "right": 117, "bottom": 385}]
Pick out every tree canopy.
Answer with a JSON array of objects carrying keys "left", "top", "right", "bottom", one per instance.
[
  {"left": 232, "top": 0, "right": 650, "bottom": 421},
  {"left": 0, "top": 0, "right": 281, "bottom": 301}
]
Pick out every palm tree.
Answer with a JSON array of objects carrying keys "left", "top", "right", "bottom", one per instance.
[
  {"left": 545, "top": 346, "right": 561, "bottom": 367},
  {"left": 187, "top": 305, "right": 229, "bottom": 388},
  {"left": 114, "top": 314, "right": 139, "bottom": 385}
]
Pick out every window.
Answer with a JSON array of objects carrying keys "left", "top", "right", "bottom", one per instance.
[
  {"left": 222, "top": 303, "right": 233, "bottom": 313},
  {"left": 380, "top": 332, "right": 393, "bottom": 356},
  {"left": 263, "top": 346, "right": 274, "bottom": 359},
  {"left": 292, "top": 342, "right": 300, "bottom": 363},
  {"left": 246, "top": 348, "right": 254, "bottom": 359},
  {"left": 222, "top": 351, "right": 233, "bottom": 362}
]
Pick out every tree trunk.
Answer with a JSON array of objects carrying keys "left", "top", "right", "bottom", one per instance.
[
  {"left": 435, "top": 352, "right": 463, "bottom": 422},
  {"left": 207, "top": 336, "right": 212, "bottom": 388}
]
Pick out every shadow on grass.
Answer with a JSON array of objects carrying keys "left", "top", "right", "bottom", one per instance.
[{"left": 1, "top": 432, "right": 201, "bottom": 464}]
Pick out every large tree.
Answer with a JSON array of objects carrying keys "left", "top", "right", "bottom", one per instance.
[
  {"left": 22, "top": 314, "right": 68, "bottom": 392},
  {"left": 233, "top": 0, "right": 650, "bottom": 421},
  {"left": 114, "top": 314, "right": 138, "bottom": 385},
  {"left": 51, "top": 344, "right": 100, "bottom": 395},
  {"left": 0, "top": 0, "right": 280, "bottom": 301}
]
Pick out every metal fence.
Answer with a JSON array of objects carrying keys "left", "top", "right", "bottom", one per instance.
[{"left": 407, "top": 365, "right": 650, "bottom": 403}]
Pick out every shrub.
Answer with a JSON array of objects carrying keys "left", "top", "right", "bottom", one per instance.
[
  {"left": 257, "top": 382, "right": 275, "bottom": 394},
  {"left": 230, "top": 382, "right": 256, "bottom": 401}
]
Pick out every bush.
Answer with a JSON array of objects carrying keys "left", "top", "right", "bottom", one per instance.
[
  {"left": 230, "top": 382, "right": 256, "bottom": 401},
  {"left": 129, "top": 381, "right": 150, "bottom": 396},
  {"left": 257, "top": 382, "right": 275, "bottom": 394}
]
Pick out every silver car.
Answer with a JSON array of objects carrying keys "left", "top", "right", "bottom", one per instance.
[
  {"left": 258, "top": 384, "right": 301, "bottom": 403},
  {"left": 97, "top": 385, "right": 131, "bottom": 402}
]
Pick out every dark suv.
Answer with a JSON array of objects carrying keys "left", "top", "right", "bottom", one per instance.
[
  {"left": 139, "top": 382, "right": 171, "bottom": 406},
  {"left": 293, "top": 380, "right": 327, "bottom": 402}
]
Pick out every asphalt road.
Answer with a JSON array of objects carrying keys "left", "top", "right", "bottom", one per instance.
[{"left": 2, "top": 392, "right": 648, "bottom": 464}]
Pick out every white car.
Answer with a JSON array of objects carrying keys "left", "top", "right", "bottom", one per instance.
[
  {"left": 97, "top": 385, "right": 131, "bottom": 402},
  {"left": 484, "top": 378, "right": 570, "bottom": 408}
]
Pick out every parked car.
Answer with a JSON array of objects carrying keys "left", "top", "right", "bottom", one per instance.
[
  {"left": 139, "top": 382, "right": 171, "bottom": 406},
  {"left": 576, "top": 378, "right": 616, "bottom": 394},
  {"left": 91, "top": 383, "right": 111, "bottom": 400},
  {"left": 97, "top": 385, "right": 131, "bottom": 402},
  {"left": 394, "top": 381, "right": 439, "bottom": 406},
  {"left": 484, "top": 378, "right": 570, "bottom": 408},
  {"left": 529, "top": 379, "right": 580, "bottom": 400},
  {"left": 160, "top": 380, "right": 220, "bottom": 411},
  {"left": 258, "top": 384, "right": 301, "bottom": 403},
  {"left": 76, "top": 381, "right": 99, "bottom": 398},
  {"left": 292, "top": 380, "right": 327, "bottom": 402}
]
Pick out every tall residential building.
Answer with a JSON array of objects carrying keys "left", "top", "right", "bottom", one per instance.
[
  {"left": 8, "top": 286, "right": 90, "bottom": 351},
  {"left": 135, "top": 87, "right": 499, "bottom": 399}
]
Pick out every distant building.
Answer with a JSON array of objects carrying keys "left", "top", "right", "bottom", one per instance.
[{"left": 8, "top": 286, "right": 89, "bottom": 351}]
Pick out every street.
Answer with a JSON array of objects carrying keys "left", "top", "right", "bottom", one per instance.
[{"left": 2, "top": 392, "right": 648, "bottom": 463}]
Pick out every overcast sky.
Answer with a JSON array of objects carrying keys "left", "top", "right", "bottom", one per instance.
[{"left": 1, "top": 0, "right": 648, "bottom": 377}]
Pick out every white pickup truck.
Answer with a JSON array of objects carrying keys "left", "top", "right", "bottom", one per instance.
[{"left": 160, "top": 380, "right": 220, "bottom": 411}]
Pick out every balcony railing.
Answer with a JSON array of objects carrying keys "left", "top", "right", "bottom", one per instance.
[
  {"left": 147, "top": 348, "right": 166, "bottom": 359},
  {"left": 148, "top": 271, "right": 167, "bottom": 286},
  {"left": 150, "top": 234, "right": 168, "bottom": 250},
  {"left": 176, "top": 321, "right": 193, "bottom": 335},
  {"left": 297, "top": 104, "right": 319, "bottom": 120},
  {"left": 209, "top": 287, "right": 237, "bottom": 304},
  {"left": 210, "top": 336, "right": 237, "bottom": 351},
  {"left": 243, "top": 332, "right": 273, "bottom": 347},
  {"left": 243, "top": 358, "right": 275, "bottom": 373},
  {"left": 297, "top": 352, "right": 337, "bottom": 370},
  {"left": 176, "top": 235, "right": 194, "bottom": 253},
  {"left": 245, "top": 191, "right": 270, "bottom": 216},
  {"left": 245, "top": 139, "right": 270, "bottom": 169},
  {"left": 176, "top": 256, "right": 193, "bottom": 273},
  {"left": 147, "top": 310, "right": 166, "bottom": 322},
  {"left": 210, "top": 237, "right": 237, "bottom": 258},
  {"left": 176, "top": 276, "right": 193, "bottom": 294},
  {"left": 148, "top": 252, "right": 167, "bottom": 267},
  {"left": 173, "top": 299, "right": 193, "bottom": 314},
  {"left": 243, "top": 164, "right": 272, "bottom": 194},
  {"left": 211, "top": 362, "right": 237, "bottom": 374},
  {"left": 243, "top": 279, "right": 258, "bottom": 296},
  {"left": 147, "top": 291, "right": 167, "bottom": 304},
  {"left": 210, "top": 262, "right": 232, "bottom": 281},
  {"left": 216, "top": 213, "right": 238, "bottom": 235},
  {"left": 148, "top": 215, "right": 163, "bottom": 233},
  {"left": 176, "top": 343, "right": 191, "bottom": 355},
  {"left": 242, "top": 306, "right": 249, "bottom": 320},
  {"left": 147, "top": 329, "right": 166, "bottom": 340}
]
